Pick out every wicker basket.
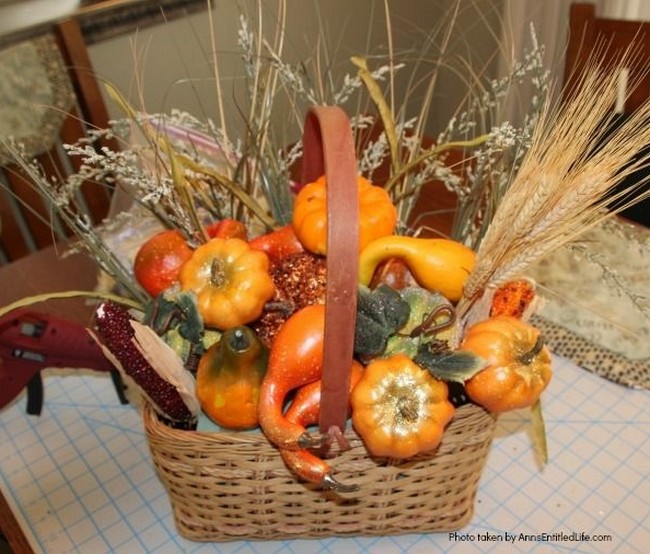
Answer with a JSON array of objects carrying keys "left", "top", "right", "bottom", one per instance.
[
  {"left": 142, "top": 106, "right": 498, "bottom": 542},
  {"left": 144, "top": 402, "right": 496, "bottom": 541}
]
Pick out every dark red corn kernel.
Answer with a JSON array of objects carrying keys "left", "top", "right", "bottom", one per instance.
[{"left": 94, "top": 302, "right": 193, "bottom": 422}]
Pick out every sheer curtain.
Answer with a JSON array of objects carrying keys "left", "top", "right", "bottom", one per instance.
[{"left": 497, "top": 1, "right": 571, "bottom": 126}]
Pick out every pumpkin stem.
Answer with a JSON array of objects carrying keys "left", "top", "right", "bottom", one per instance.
[
  {"left": 518, "top": 334, "right": 545, "bottom": 365},
  {"left": 397, "top": 397, "right": 419, "bottom": 422},
  {"left": 210, "top": 258, "right": 227, "bottom": 287},
  {"left": 229, "top": 328, "right": 250, "bottom": 352}
]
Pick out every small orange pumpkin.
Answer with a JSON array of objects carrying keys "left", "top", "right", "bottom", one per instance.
[
  {"left": 462, "top": 315, "right": 552, "bottom": 413},
  {"left": 292, "top": 175, "right": 397, "bottom": 255},
  {"left": 350, "top": 354, "right": 455, "bottom": 459},
  {"left": 179, "top": 237, "right": 275, "bottom": 330}
]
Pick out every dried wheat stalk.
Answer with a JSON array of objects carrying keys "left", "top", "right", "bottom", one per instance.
[{"left": 458, "top": 56, "right": 650, "bottom": 325}]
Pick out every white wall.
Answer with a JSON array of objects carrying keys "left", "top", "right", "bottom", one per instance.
[
  {"left": 600, "top": 0, "right": 650, "bottom": 20},
  {"left": 0, "top": 0, "right": 82, "bottom": 35},
  {"left": 87, "top": 0, "right": 506, "bottom": 138}
]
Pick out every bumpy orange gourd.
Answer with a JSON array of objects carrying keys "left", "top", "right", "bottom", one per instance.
[
  {"left": 462, "top": 315, "right": 552, "bottom": 413},
  {"left": 292, "top": 175, "right": 397, "bottom": 254},
  {"left": 179, "top": 237, "right": 275, "bottom": 330},
  {"left": 350, "top": 354, "right": 455, "bottom": 459}
]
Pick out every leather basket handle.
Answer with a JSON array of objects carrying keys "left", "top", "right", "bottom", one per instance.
[{"left": 301, "top": 106, "right": 359, "bottom": 435}]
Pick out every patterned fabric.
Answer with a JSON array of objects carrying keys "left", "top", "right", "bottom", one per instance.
[
  {"left": 533, "top": 314, "right": 649, "bottom": 390},
  {"left": 0, "top": 34, "right": 74, "bottom": 164},
  {"left": 527, "top": 218, "right": 650, "bottom": 389}
]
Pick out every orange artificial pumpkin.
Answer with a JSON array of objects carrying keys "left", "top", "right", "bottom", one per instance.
[
  {"left": 462, "top": 315, "right": 552, "bottom": 413},
  {"left": 350, "top": 354, "right": 455, "bottom": 459},
  {"left": 179, "top": 237, "right": 275, "bottom": 329},
  {"left": 292, "top": 175, "right": 397, "bottom": 255}
]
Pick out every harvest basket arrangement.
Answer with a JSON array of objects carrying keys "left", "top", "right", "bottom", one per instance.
[
  {"left": 3, "top": 2, "right": 650, "bottom": 544},
  {"left": 140, "top": 106, "right": 499, "bottom": 541}
]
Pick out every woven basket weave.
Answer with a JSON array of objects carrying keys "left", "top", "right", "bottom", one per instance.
[
  {"left": 144, "top": 402, "right": 496, "bottom": 541},
  {"left": 142, "top": 106, "right": 497, "bottom": 542}
]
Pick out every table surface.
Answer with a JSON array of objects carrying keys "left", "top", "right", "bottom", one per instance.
[{"left": 1, "top": 352, "right": 649, "bottom": 553}]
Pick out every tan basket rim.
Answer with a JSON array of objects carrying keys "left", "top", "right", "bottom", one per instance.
[{"left": 143, "top": 401, "right": 496, "bottom": 451}]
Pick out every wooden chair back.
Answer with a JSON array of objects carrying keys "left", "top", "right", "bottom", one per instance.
[
  {"left": 0, "top": 19, "right": 115, "bottom": 264},
  {"left": 564, "top": 3, "right": 650, "bottom": 114}
]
